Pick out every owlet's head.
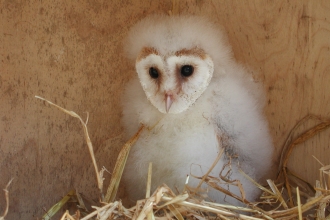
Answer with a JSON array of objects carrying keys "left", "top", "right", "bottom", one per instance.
[{"left": 125, "top": 15, "right": 232, "bottom": 114}]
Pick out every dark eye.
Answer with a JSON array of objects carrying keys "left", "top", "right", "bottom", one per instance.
[
  {"left": 149, "top": 67, "right": 159, "bottom": 79},
  {"left": 181, "top": 65, "right": 194, "bottom": 77}
]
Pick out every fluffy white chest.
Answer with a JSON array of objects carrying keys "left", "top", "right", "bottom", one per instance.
[{"left": 122, "top": 85, "right": 223, "bottom": 200}]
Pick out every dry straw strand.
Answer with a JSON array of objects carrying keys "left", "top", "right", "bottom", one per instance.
[
  {"left": 0, "top": 179, "right": 13, "bottom": 220},
  {"left": 296, "top": 187, "right": 302, "bottom": 220},
  {"left": 41, "top": 102, "right": 330, "bottom": 220},
  {"left": 42, "top": 189, "right": 75, "bottom": 220},
  {"left": 104, "top": 125, "right": 145, "bottom": 203},
  {"left": 278, "top": 114, "right": 330, "bottom": 207},
  {"left": 167, "top": 204, "right": 184, "bottom": 220},
  {"left": 194, "top": 147, "right": 224, "bottom": 195},
  {"left": 146, "top": 162, "right": 153, "bottom": 199},
  {"left": 35, "top": 96, "right": 104, "bottom": 196},
  {"left": 278, "top": 114, "right": 321, "bottom": 172},
  {"left": 282, "top": 118, "right": 330, "bottom": 169},
  {"left": 146, "top": 162, "right": 154, "bottom": 220},
  {"left": 80, "top": 202, "right": 116, "bottom": 220},
  {"left": 59, "top": 211, "right": 75, "bottom": 220},
  {"left": 266, "top": 179, "right": 288, "bottom": 209},
  {"left": 75, "top": 190, "right": 88, "bottom": 212}
]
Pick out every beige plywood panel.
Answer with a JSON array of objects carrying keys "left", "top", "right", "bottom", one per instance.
[
  {"left": 0, "top": 1, "right": 169, "bottom": 218},
  {"left": 0, "top": 0, "right": 329, "bottom": 218}
]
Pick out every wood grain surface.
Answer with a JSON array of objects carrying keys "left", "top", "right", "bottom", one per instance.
[{"left": 0, "top": 0, "right": 329, "bottom": 218}]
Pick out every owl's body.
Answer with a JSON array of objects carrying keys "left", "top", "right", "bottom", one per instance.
[{"left": 121, "top": 15, "right": 274, "bottom": 205}]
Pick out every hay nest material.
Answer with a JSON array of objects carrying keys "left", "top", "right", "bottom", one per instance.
[{"left": 32, "top": 97, "right": 330, "bottom": 220}]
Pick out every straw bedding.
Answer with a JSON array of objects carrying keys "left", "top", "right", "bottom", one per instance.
[{"left": 2, "top": 97, "right": 328, "bottom": 220}]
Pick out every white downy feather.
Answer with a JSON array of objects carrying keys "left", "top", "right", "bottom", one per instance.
[{"left": 121, "top": 15, "right": 274, "bottom": 206}]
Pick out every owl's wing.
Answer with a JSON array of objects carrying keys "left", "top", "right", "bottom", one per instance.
[{"left": 209, "top": 67, "right": 274, "bottom": 181}]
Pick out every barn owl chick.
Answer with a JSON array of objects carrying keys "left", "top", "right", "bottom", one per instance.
[{"left": 121, "top": 15, "right": 274, "bottom": 205}]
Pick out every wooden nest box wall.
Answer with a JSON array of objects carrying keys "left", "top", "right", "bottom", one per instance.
[{"left": 0, "top": 1, "right": 329, "bottom": 219}]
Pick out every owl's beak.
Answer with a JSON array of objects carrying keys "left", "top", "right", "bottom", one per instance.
[{"left": 165, "top": 94, "right": 173, "bottom": 113}]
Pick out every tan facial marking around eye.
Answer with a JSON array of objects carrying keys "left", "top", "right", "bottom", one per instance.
[
  {"left": 174, "top": 47, "right": 207, "bottom": 59},
  {"left": 136, "top": 47, "right": 159, "bottom": 62}
]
